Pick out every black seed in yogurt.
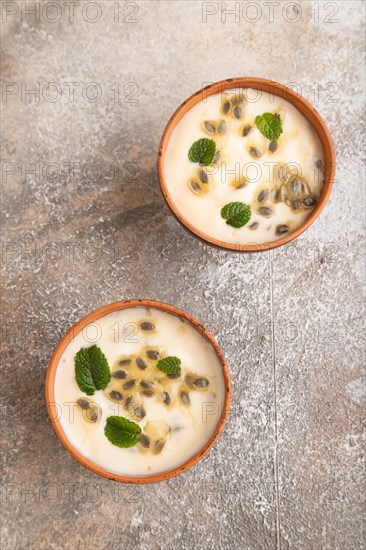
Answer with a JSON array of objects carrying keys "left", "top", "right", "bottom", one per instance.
[
  {"left": 199, "top": 170, "right": 209, "bottom": 184},
  {"left": 222, "top": 101, "right": 231, "bottom": 114},
  {"left": 77, "top": 398, "right": 90, "bottom": 410},
  {"left": 203, "top": 121, "right": 215, "bottom": 134},
  {"left": 233, "top": 105, "right": 243, "bottom": 119},
  {"left": 110, "top": 390, "right": 123, "bottom": 401},
  {"left": 139, "top": 434, "right": 150, "bottom": 448},
  {"left": 257, "top": 189, "right": 269, "bottom": 203},
  {"left": 242, "top": 125, "right": 252, "bottom": 137},
  {"left": 302, "top": 196, "right": 317, "bottom": 207},
  {"left": 269, "top": 140, "right": 278, "bottom": 153},
  {"left": 276, "top": 224, "right": 289, "bottom": 235},
  {"left": 154, "top": 440, "right": 165, "bottom": 454},
  {"left": 119, "top": 358, "right": 131, "bottom": 366},
  {"left": 112, "top": 369, "right": 127, "bottom": 379},
  {"left": 194, "top": 378, "right": 209, "bottom": 388},
  {"left": 140, "top": 321, "right": 155, "bottom": 331},
  {"left": 180, "top": 391, "right": 190, "bottom": 405},
  {"left": 123, "top": 379, "right": 136, "bottom": 390},
  {"left": 161, "top": 391, "right": 171, "bottom": 405},
  {"left": 146, "top": 350, "right": 160, "bottom": 360},
  {"left": 218, "top": 120, "right": 227, "bottom": 134},
  {"left": 136, "top": 357, "right": 148, "bottom": 370},
  {"left": 258, "top": 207, "right": 273, "bottom": 217},
  {"left": 249, "top": 147, "right": 262, "bottom": 158}
]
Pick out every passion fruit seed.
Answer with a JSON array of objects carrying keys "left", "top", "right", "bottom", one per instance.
[
  {"left": 119, "top": 358, "right": 131, "bottom": 366},
  {"left": 213, "top": 151, "right": 220, "bottom": 163},
  {"left": 232, "top": 95, "right": 244, "bottom": 105},
  {"left": 161, "top": 391, "right": 171, "bottom": 405},
  {"left": 180, "top": 391, "right": 190, "bottom": 405},
  {"left": 168, "top": 372, "right": 181, "bottom": 380},
  {"left": 274, "top": 113, "right": 281, "bottom": 120},
  {"left": 87, "top": 406, "right": 100, "bottom": 423},
  {"left": 303, "top": 196, "right": 317, "bottom": 207},
  {"left": 123, "top": 379, "right": 136, "bottom": 390},
  {"left": 276, "top": 224, "right": 289, "bottom": 235},
  {"left": 154, "top": 440, "right": 165, "bottom": 454},
  {"left": 142, "top": 390, "right": 155, "bottom": 397},
  {"left": 257, "top": 189, "right": 269, "bottom": 203},
  {"left": 199, "top": 170, "right": 209, "bottom": 184},
  {"left": 249, "top": 222, "right": 259, "bottom": 230},
  {"left": 292, "top": 200, "right": 301, "bottom": 211},
  {"left": 233, "top": 105, "right": 243, "bottom": 119},
  {"left": 134, "top": 405, "right": 146, "bottom": 420},
  {"left": 203, "top": 121, "right": 215, "bottom": 134},
  {"left": 125, "top": 396, "right": 133, "bottom": 409},
  {"left": 242, "top": 125, "right": 252, "bottom": 137},
  {"left": 194, "top": 378, "right": 209, "bottom": 388},
  {"left": 139, "top": 434, "right": 150, "bottom": 448},
  {"left": 235, "top": 178, "right": 249, "bottom": 189},
  {"left": 146, "top": 350, "right": 160, "bottom": 360},
  {"left": 277, "top": 166, "right": 286, "bottom": 181},
  {"left": 109, "top": 390, "right": 123, "bottom": 401},
  {"left": 136, "top": 357, "right": 148, "bottom": 370},
  {"left": 140, "top": 380, "right": 153, "bottom": 388},
  {"left": 188, "top": 180, "right": 203, "bottom": 195},
  {"left": 222, "top": 101, "right": 231, "bottom": 114},
  {"left": 258, "top": 207, "right": 273, "bottom": 217},
  {"left": 249, "top": 147, "right": 262, "bottom": 158},
  {"left": 218, "top": 120, "right": 227, "bottom": 134},
  {"left": 140, "top": 321, "right": 155, "bottom": 331},
  {"left": 77, "top": 398, "right": 90, "bottom": 410},
  {"left": 291, "top": 179, "right": 301, "bottom": 193},
  {"left": 269, "top": 140, "right": 278, "bottom": 153},
  {"left": 112, "top": 369, "right": 127, "bottom": 379}
]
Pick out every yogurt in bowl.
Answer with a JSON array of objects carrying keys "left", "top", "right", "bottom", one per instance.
[
  {"left": 158, "top": 78, "right": 335, "bottom": 251},
  {"left": 46, "top": 300, "right": 231, "bottom": 483}
]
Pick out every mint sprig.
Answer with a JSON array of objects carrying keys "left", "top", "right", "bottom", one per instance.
[
  {"left": 221, "top": 202, "right": 251, "bottom": 228},
  {"left": 104, "top": 416, "right": 141, "bottom": 448},
  {"left": 188, "top": 138, "right": 216, "bottom": 166},
  {"left": 156, "top": 356, "right": 181, "bottom": 376},
  {"left": 75, "top": 345, "right": 111, "bottom": 396},
  {"left": 255, "top": 113, "right": 283, "bottom": 140}
]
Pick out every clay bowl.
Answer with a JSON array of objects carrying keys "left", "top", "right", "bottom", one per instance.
[
  {"left": 45, "top": 299, "right": 231, "bottom": 484},
  {"left": 157, "top": 77, "right": 336, "bottom": 252}
]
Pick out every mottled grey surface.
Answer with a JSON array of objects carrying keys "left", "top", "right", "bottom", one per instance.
[{"left": 1, "top": 1, "right": 365, "bottom": 549}]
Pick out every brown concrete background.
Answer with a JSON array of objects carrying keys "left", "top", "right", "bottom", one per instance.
[{"left": 1, "top": 1, "right": 365, "bottom": 549}]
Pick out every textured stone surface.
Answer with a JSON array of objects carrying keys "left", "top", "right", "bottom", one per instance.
[{"left": 1, "top": 1, "right": 365, "bottom": 549}]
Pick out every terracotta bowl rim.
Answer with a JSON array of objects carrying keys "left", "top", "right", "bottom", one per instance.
[
  {"left": 45, "top": 299, "right": 232, "bottom": 484},
  {"left": 157, "top": 76, "right": 336, "bottom": 252}
]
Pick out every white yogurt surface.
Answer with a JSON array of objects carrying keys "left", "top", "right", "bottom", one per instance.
[
  {"left": 54, "top": 307, "right": 225, "bottom": 476},
  {"left": 164, "top": 88, "right": 325, "bottom": 244}
]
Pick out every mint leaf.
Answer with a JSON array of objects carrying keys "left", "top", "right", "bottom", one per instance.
[
  {"left": 255, "top": 113, "right": 283, "bottom": 140},
  {"left": 104, "top": 416, "right": 141, "bottom": 448},
  {"left": 75, "top": 345, "right": 111, "bottom": 396},
  {"left": 221, "top": 202, "right": 251, "bottom": 228},
  {"left": 188, "top": 138, "right": 216, "bottom": 166},
  {"left": 156, "top": 356, "right": 181, "bottom": 375}
]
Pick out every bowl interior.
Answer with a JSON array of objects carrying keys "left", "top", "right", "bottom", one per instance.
[
  {"left": 158, "top": 77, "right": 335, "bottom": 252},
  {"left": 45, "top": 300, "right": 231, "bottom": 483}
]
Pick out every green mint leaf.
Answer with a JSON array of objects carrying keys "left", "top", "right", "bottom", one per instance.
[
  {"left": 104, "top": 416, "right": 141, "bottom": 448},
  {"left": 188, "top": 138, "right": 216, "bottom": 166},
  {"left": 255, "top": 113, "right": 283, "bottom": 140},
  {"left": 75, "top": 345, "right": 111, "bottom": 396},
  {"left": 221, "top": 202, "right": 251, "bottom": 228},
  {"left": 156, "top": 356, "right": 182, "bottom": 375}
]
